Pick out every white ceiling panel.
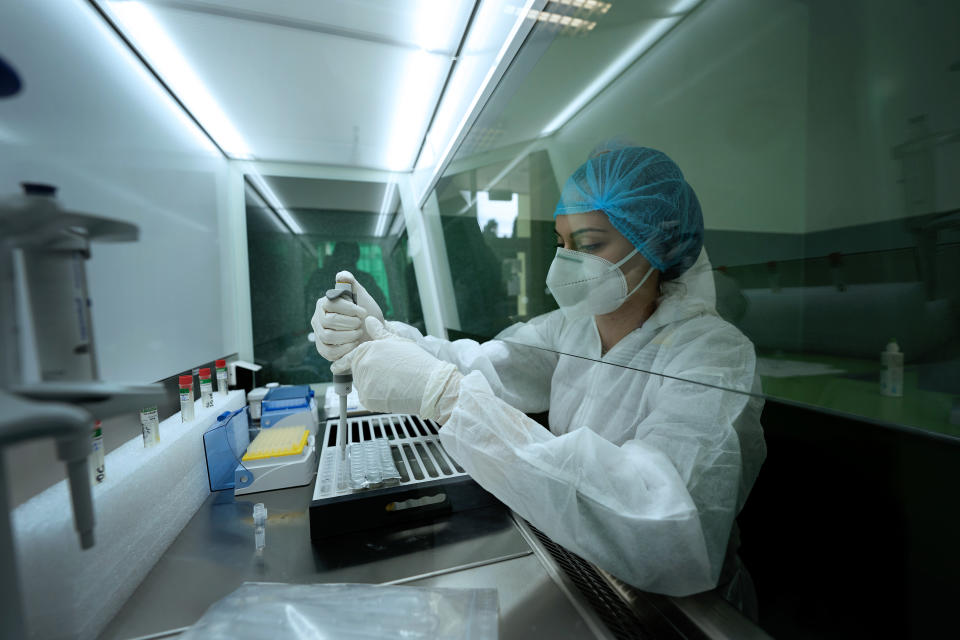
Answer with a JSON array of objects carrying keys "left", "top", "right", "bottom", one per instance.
[
  {"left": 102, "top": 0, "right": 477, "bottom": 169},
  {"left": 261, "top": 175, "right": 391, "bottom": 212},
  {"left": 452, "top": 2, "right": 701, "bottom": 163},
  {"left": 158, "top": 0, "right": 474, "bottom": 53}
]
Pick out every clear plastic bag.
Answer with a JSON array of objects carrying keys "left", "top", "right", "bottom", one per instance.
[{"left": 178, "top": 582, "right": 499, "bottom": 640}]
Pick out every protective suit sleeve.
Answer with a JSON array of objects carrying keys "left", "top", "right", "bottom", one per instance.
[
  {"left": 638, "top": 324, "right": 760, "bottom": 577},
  {"left": 438, "top": 325, "right": 760, "bottom": 596},
  {"left": 440, "top": 372, "right": 714, "bottom": 595},
  {"left": 383, "top": 316, "right": 562, "bottom": 414}
]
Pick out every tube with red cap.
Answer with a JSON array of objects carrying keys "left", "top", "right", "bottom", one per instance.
[
  {"left": 178, "top": 374, "right": 195, "bottom": 422},
  {"left": 215, "top": 359, "right": 228, "bottom": 396},
  {"left": 199, "top": 367, "right": 214, "bottom": 409}
]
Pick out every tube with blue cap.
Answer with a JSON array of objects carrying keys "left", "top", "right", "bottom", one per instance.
[{"left": 325, "top": 280, "right": 356, "bottom": 460}]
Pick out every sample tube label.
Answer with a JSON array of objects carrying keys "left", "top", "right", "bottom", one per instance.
[
  {"left": 139, "top": 406, "right": 161, "bottom": 447},
  {"left": 216, "top": 367, "right": 228, "bottom": 395},
  {"left": 90, "top": 426, "right": 105, "bottom": 485},
  {"left": 200, "top": 378, "right": 214, "bottom": 408},
  {"left": 179, "top": 389, "right": 195, "bottom": 422}
]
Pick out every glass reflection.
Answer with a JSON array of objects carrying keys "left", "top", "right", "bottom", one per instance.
[
  {"left": 430, "top": 0, "right": 959, "bottom": 440},
  {"left": 269, "top": 0, "right": 955, "bottom": 633},
  {"left": 306, "top": 242, "right": 390, "bottom": 322},
  {"left": 246, "top": 176, "right": 423, "bottom": 385},
  {"left": 435, "top": 149, "right": 561, "bottom": 337},
  {"left": 322, "top": 144, "right": 766, "bottom": 615},
  {"left": 411, "top": 1, "right": 958, "bottom": 633}
]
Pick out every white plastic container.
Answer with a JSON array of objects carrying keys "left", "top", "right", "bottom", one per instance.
[
  {"left": 880, "top": 339, "right": 903, "bottom": 397},
  {"left": 247, "top": 387, "right": 268, "bottom": 420}
]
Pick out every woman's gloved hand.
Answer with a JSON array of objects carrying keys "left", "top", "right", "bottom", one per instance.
[
  {"left": 311, "top": 270, "right": 387, "bottom": 361},
  {"left": 332, "top": 316, "right": 462, "bottom": 423}
]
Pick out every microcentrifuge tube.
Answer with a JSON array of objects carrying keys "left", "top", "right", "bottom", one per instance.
[
  {"left": 139, "top": 405, "right": 161, "bottom": 447},
  {"left": 199, "top": 368, "right": 214, "bottom": 408},
  {"left": 215, "top": 359, "right": 228, "bottom": 396},
  {"left": 178, "top": 375, "right": 195, "bottom": 422},
  {"left": 253, "top": 503, "right": 267, "bottom": 552}
]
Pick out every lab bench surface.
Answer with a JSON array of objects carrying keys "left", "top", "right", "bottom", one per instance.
[
  {"left": 97, "top": 485, "right": 592, "bottom": 640},
  {"left": 758, "top": 353, "right": 959, "bottom": 440},
  {"left": 98, "top": 478, "right": 767, "bottom": 640}
]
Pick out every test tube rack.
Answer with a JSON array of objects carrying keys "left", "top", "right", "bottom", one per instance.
[{"left": 308, "top": 413, "right": 500, "bottom": 540}]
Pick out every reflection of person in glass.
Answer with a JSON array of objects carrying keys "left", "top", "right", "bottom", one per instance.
[
  {"left": 305, "top": 241, "right": 387, "bottom": 323},
  {"left": 312, "top": 146, "right": 766, "bottom": 612}
]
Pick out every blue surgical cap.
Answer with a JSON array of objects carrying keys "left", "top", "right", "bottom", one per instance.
[{"left": 554, "top": 146, "right": 704, "bottom": 280}]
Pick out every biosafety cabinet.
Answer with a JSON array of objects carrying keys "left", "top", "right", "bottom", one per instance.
[{"left": 1, "top": 1, "right": 958, "bottom": 639}]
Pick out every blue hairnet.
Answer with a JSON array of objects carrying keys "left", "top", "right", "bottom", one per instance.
[{"left": 554, "top": 146, "right": 704, "bottom": 280}]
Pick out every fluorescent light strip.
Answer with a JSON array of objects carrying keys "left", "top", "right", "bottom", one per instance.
[
  {"left": 379, "top": 181, "right": 398, "bottom": 216},
  {"left": 524, "top": 9, "right": 596, "bottom": 31},
  {"left": 373, "top": 214, "right": 393, "bottom": 237},
  {"left": 551, "top": 0, "right": 612, "bottom": 11},
  {"left": 246, "top": 186, "right": 288, "bottom": 233},
  {"left": 246, "top": 173, "right": 304, "bottom": 234},
  {"left": 374, "top": 182, "right": 398, "bottom": 237},
  {"left": 540, "top": 0, "right": 699, "bottom": 136},
  {"left": 387, "top": 206, "right": 406, "bottom": 237},
  {"left": 427, "top": 0, "right": 538, "bottom": 195},
  {"left": 383, "top": 49, "right": 449, "bottom": 171},
  {"left": 108, "top": 1, "right": 252, "bottom": 158},
  {"left": 89, "top": 2, "right": 217, "bottom": 154},
  {"left": 668, "top": 0, "right": 702, "bottom": 13},
  {"left": 412, "top": 0, "right": 465, "bottom": 52}
]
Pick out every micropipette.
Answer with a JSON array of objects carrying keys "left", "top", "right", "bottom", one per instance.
[{"left": 326, "top": 281, "right": 356, "bottom": 460}]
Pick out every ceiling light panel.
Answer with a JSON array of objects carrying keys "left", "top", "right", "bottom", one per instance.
[
  {"left": 540, "top": 15, "right": 681, "bottom": 135},
  {"left": 169, "top": 0, "right": 471, "bottom": 53},
  {"left": 413, "top": 0, "right": 539, "bottom": 201},
  {"left": 446, "top": 0, "right": 703, "bottom": 165},
  {"left": 108, "top": 0, "right": 251, "bottom": 157},
  {"left": 260, "top": 176, "right": 393, "bottom": 213},
  {"left": 103, "top": 0, "right": 474, "bottom": 169},
  {"left": 247, "top": 172, "right": 304, "bottom": 233}
]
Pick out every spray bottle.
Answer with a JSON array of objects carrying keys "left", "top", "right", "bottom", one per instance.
[
  {"left": 326, "top": 280, "right": 356, "bottom": 460},
  {"left": 880, "top": 339, "right": 904, "bottom": 397}
]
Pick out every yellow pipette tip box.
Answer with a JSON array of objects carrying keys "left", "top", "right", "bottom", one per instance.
[{"left": 242, "top": 426, "right": 309, "bottom": 461}]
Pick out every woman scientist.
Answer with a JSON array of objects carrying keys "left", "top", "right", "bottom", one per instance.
[{"left": 312, "top": 146, "right": 766, "bottom": 610}]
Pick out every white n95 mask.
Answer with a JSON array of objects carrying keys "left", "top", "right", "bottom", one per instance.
[{"left": 546, "top": 247, "right": 655, "bottom": 319}]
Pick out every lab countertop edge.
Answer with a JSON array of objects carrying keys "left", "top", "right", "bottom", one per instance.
[{"left": 98, "top": 441, "right": 766, "bottom": 640}]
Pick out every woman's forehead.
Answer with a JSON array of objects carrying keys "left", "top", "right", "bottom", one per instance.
[{"left": 555, "top": 211, "right": 613, "bottom": 235}]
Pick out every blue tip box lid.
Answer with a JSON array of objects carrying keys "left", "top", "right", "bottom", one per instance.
[
  {"left": 262, "top": 385, "right": 314, "bottom": 412},
  {"left": 202, "top": 407, "right": 251, "bottom": 491}
]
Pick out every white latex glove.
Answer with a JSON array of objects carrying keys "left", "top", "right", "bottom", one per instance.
[
  {"left": 336, "top": 270, "right": 385, "bottom": 324},
  {"left": 332, "top": 316, "right": 462, "bottom": 423},
  {"left": 311, "top": 270, "right": 387, "bottom": 361}
]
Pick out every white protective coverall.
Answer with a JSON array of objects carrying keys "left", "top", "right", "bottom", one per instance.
[{"left": 387, "top": 248, "right": 766, "bottom": 598}]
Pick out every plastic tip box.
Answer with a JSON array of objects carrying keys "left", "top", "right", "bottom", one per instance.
[
  {"left": 242, "top": 427, "right": 310, "bottom": 461},
  {"left": 260, "top": 385, "right": 316, "bottom": 429},
  {"left": 261, "top": 385, "right": 312, "bottom": 412}
]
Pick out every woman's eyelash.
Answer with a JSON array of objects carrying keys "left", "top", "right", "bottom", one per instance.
[{"left": 555, "top": 238, "right": 602, "bottom": 252}]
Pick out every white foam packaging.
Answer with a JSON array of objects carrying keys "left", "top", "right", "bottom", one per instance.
[{"left": 11, "top": 390, "right": 245, "bottom": 640}]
